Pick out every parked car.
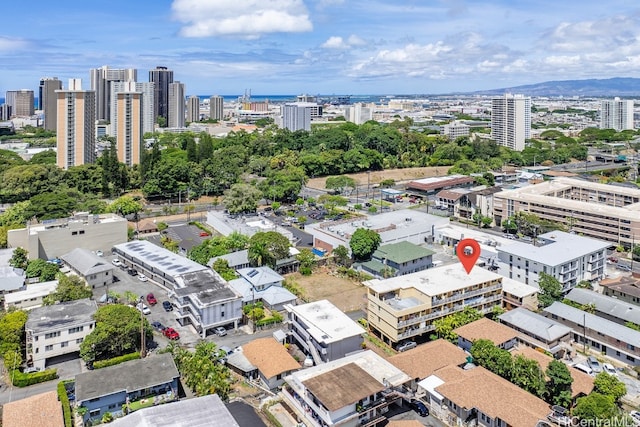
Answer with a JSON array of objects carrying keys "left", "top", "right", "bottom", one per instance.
[
  {"left": 602, "top": 363, "right": 617, "bottom": 376},
  {"left": 573, "top": 363, "right": 594, "bottom": 376},
  {"left": 95, "top": 250, "right": 104, "bottom": 257},
  {"left": 146, "top": 293, "right": 157, "bottom": 305},
  {"left": 112, "top": 259, "right": 122, "bottom": 267},
  {"left": 127, "top": 268, "right": 138, "bottom": 276},
  {"left": 24, "top": 366, "right": 41, "bottom": 374},
  {"left": 162, "top": 301, "right": 173, "bottom": 312},
  {"left": 409, "top": 399, "right": 429, "bottom": 417},
  {"left": 138, "top": 273, "right": 148, "bottom": 282},
  {"left": 630, "top": 410, "right": 640, "bottom": 425},
  {"left": 607, "top": 257, "right": 619, "bottom": 263},
  {"left": 151, "top": 321, "right": 165, "bottom": 331},
  {"left": 199, "top": 231, "right": 210, "bottom": 237},
  {"left": 618, "top": 264, "right": 632, "bottom": 272},
  {"left": 587, "top": 356, "right": 602, "bottom": 373},
  {"left": 163, "top": 327, "right": 180, "bottom": 340},
  {"left": 136, "top": 303, "right": 151, "bottom": 315},
  {"left": 214, "top": 326, "right": 227, "bottom": 337},
  {"left": 397, "top": 341, "right": 417, "bottom": 352}
]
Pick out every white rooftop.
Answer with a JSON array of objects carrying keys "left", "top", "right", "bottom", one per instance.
[
  {"left": 497, "top": 231, "right": 609, "bottom": 266},
  {"left": 287, "top": 299, "right": 364, "bottom": 344},
  {"left": 410, "top": 174, "right": 469, "bottom": 185},
  {"left": 366, "top": 263, "right": 503, "bottom": 296},
  {"left": 501, "top": 277, "right": 539, "bottom": 297},
  {"left": 114, "top": 240, "right": 207, "bottom": 277},
  {"left": 4, "top": 280, "right": 58, "bottom": 305}
]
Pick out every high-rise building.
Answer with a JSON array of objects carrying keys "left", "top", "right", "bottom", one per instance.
[
  {"left": 56, "top": 79, "right": 96, "bottom": 169},
  {"left": 110, "top": 81, "right": 154, "bottom": 135},
  {"left": 39, "top": 78, "right": 62, "bottom": 131},
  {"left": 149, "top": 66, "right": 173, "bottom": 126},
  {"left": 186, "top": 95, "right": 200, "bottom": 123},
  {"left": 0, "top": 104, "right": 11, "bottom": 120},
  {"left": 209, "top": 95, "right": 224, "bottom": 121},
  {"left": 281, "top": 103, "right": 312, "bottom": 131},
  {"left": 491, "top": 94, "right": 531, "bottom": 151},
  {"left": 113, "top": 82, "right": 143, "bottom": 166},
  {"left": 90, "top": 66, "right": 136, "bottom": 121},
  {"left": 600, "top": 97, "right": 634, "bottom": 131},
  {"left": 168, "top": 82, "right": 185, "bottom": 128},
  {"left": 5, "top": 90, "right": 35, "bottom": 117},
  {"left": 345, "top": 103, "right": 373, "bottom": 125}
]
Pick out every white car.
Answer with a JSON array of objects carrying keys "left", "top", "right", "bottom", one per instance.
[
  {"left": 112, "top": 259, "right": 122, "bottom": 267},
  {"left": 95, "top": 250, "right": 104, "bottom": 257},
  {"left": 138, "top": 273, "right": 148, "bottom": 282},
  {"left": 630, "top": 411, "right": 640, "bottom": 426},
  {"left": 136, "top": 303, "right": 151, "bottom": 315},
  {"left": 603, "top": 363, "right": 617, "bottom": 376}
]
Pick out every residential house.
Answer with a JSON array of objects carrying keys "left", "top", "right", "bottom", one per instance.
[
  {"left": 498, "top": 307, "right": 572, "bottom": 358},
  {"left": 4, "top": 280, "right": 57, "bottom": 311},
  {"left": 109, "top": 394, "right": 240, "bottom": 427},
  {"left": 501, "top": 276, "right": 539, "bottom": 310},
  {"left": 0, "top": 266, "right": 25, "bottom": 296},
  {"left": 242, "top": 337, "right": 301, "bottom": 389},
  {"left": 434, "top": 189, "right": 468, "bottom": 213},
  {"left": 8, "top": 212, "right": 127, "bottom": 260},
  {"left": 286, "top": 300, "right": 364, "bottom": 365},
  {"left": 282, "top": 350, "right": 411, "bottom": 427},
  {"left": 75, "top": 353, "right": 179, "bottom": 425},
  {"left": 209, "top": 249, "right": 252, "bottom": 271},
  {"left": 360, "top": 241, "right": 434, "bottom": 279},
  {"left": 406, "top": 175, "right": 475, "bottom": 196},
  {"left": 25, "top": 298, "right": 97, "bottom": 369},
  {"left": 129, "top": 219, "right": 158, "bottom": 235},
  {"left": 228, "top": 266, "right": 297, "bottom": 312},
  {"left": 453, "top": 318, "right": 519, "bottom": 352},
  {"left": 2, "top": 391, "right": 64, "bottom": 427},
  {"left": 495, "top": 231, "right": 609, "bottom": 290},
  {"left": 60, "top": 248, "right": 114, "bottom": 288},
  {"left": 565, "top": 287, "right": 640, "bottom": 326},
  {"left": 599, "top": 275, "right": 640, "bottom": 306},
  {"left": 365, "top": 265, "right": 503, "bottom": 347},
  {"left": 543, "top": 301, "right": 640, "bottom": 366}
]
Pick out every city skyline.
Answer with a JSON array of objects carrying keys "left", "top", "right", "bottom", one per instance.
[{"left": 2, "top": 1, "right": 640, "bottom": 95}]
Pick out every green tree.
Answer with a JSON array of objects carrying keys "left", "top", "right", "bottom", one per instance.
[
  {"left": 248, "top": 231, "right": 290, "bottom": 268},
  {"left": 223, "top": 183, "right": 262, "bottom": 214},
  {"left": 332, "top": 245, "right": 351, "bottom": 267},
  {"left": 9, "top": 247, "right": 28, "bottom": 270},
  {"left": 108, "top": 195, "right": 143, "bottom": 218},
  {"left": 511, "top": 354, "right": 546, "bottom": 397},
  {"left": 538, "top": 272, "right": 563, "bottom": 308},
  {"left": 349, "top": 228, "right": 382, "bottom": 261},
  {"left": 470, "top": 339, "right": 513, "bottom": 379},
  {"left": 546, "top": 359, "right": 574, "bottom": 408},
  {"left": 80, "top": 304, "right": 152, "bottom": 362},
  {"left": 0, "top": 310, "right": 28, "bottom": 356},
  {"left": 212, "top": 259, "right": 238, "bottom": 281},
  {"left": 225, "top": 231, "right": 250, "bottom": 252},
  {"left": 325, "top": 175, "right": 356, "bottom": 194},
  {"left": 296, "top": 248, "right": 316, "bottom": 274},
  {"left": 433, "top": 306, "right": 483, "bottom": 342},
  {"left": 593, "top": 372, "right": 627, "bottom": 403},
  {"left": 573, "top": 393, "right": 617, "bottom": 421},
  {"left": 43, "top": 275, "right": 92, "bottom": 305},
  {"left": 25, "top": 259, "right": 59, "bottom": 281}
]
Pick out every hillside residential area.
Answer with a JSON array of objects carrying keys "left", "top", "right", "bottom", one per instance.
[{"left": 3, "top": 84, "right": 640, "bottom": 427}]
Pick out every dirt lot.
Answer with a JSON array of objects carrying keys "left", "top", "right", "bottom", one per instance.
[
  {"left": 287, "top": 268, "right": 367, "bottom": 313},
  {"left": 306, "top": 166, "right": 452, "bottom": 190}
]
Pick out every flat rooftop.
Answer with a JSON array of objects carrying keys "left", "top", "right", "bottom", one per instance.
[
  {"left": 287, "top": 299, "right": 363, "bottom": 344},
  {"left": 26, "top": 298, "right": 97, "bottom": 332},
  {"left": 174, "top": 270, "right": 240, "bottom": 305},
  {"left": 114, "top": 240, "right": 207, "bottom": 277},
  {"left": 4, "top": 280, "right": 58, "bottom": 304}
]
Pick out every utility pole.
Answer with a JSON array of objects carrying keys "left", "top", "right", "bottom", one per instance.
[
  {"left": 582, "top": 312, "right": 587, "bottom": 354},
  {"left": 140, "top": 305, "right": 146, "bottom": 358}
]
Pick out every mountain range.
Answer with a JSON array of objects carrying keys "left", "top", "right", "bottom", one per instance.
[{"left": 468, "top": 77, "right": 640, "bottom": 97}]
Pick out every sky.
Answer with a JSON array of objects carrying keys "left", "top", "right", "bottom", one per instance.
[{"left": 2, "top": 0, "right": 640, "bottom": 95}]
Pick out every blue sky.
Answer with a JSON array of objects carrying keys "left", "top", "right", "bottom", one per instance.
[{"left": 2, "top": 0, "right": 640, "bottom": 95}]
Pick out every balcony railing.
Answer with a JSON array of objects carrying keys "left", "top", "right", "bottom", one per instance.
[{"left": 431, "top": 284, "right": 501, "bottom": 307}]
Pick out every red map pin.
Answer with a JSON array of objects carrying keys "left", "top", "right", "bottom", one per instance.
[{"left": 456, "top": 238, "right": 480, "bottom": 274}]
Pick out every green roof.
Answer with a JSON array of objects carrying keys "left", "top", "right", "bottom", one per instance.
[
  {"left": 360, "top": 259, "right": 387, "bottom": 273},
  {"left": 372, "top": 241, "right": 435, "bottom": 264}
]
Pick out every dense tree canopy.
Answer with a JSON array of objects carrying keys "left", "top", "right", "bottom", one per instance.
[
  {"left": 43, "top": 275, "right": 92, "bottom": 305},
  {"left": 349, "top": 228, "right": 382, "bottom": 261},
  {"left": 538, "top": 273, "right": 563, "bottom": 308},
  {"left": 0, "top": 310, "right": 28, "bottom": 357},
  {"left": 248, "top": 231, "right": 290, "bottom": 268},
  {"left": 545, "top": 359, "right": 573, "bottom": 408}
]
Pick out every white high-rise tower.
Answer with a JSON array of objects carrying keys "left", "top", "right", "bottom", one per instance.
[{"left": 491, "top": 94, "right": 531, "bottom": 152}]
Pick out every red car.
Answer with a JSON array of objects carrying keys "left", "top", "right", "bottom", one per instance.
[
  {"left": 199, "top": 231, "right": 210, "bottom": 237},
  {"left": 146, "top": 293, "right": 157, "bottom": 305},
  {"left": 163, "top": 327, "right": 180, "bottom": 340}
]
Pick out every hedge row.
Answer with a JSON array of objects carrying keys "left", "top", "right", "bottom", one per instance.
[
  {"left": 57, "top": 381, "right": 73, "bottom": 427},
  {"left": 93, "top": 352, "right": 140, "bottom": 369},
  {"left": 11, "top": 368, "right": 57, "bottom": 387}
]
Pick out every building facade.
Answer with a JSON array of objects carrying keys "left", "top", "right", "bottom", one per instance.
[
  {"left": 442, "top": 121, "right": 470, "bottom": 141},
  {"left": 110, "top": 81, "right": 155, "bottom": 136},
  {"left": 186, "top": 95, "right": 200, "bottom": 122},
  {"left": 90, "top": 66, "right": 136, "bottom": 121},
  {"left": 281, "top": 103, "right": 311, "bottom": 131},
  {"left": 55, "top": 79, "right": 96, "bottom": 169},
  {"left": 39, "top": 78, "right": 62, "bottom": 131},
  {"left": 5, "top": 89, "right": 34, "bottom": 117},
  {"left": 209, "top": 95, "right": 224, "bottom": 121},
  {"left": 149, "top": 66, "right": 173, "bottom": 125},
  {"left": 25, "top": 298, "right": 97, "bottom": 369},
  {"left": 366, "top": 265, "right": 503, "bottom": 346},
  {"left": 600, "top": 97, "right": 634, "bottom": 131},
  {"left": 491, "top": 94, "right": 531, "bottom": 151},
  {"left": 168, "top": 82, "right": 185, "bottom": 128},
  {"left": 111, "top": 82, "right": 143, "bottom": 166}
]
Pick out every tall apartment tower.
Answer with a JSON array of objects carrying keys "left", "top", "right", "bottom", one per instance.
[
  {"left": 168, "top": 82, "right": 185, "bottom": 128},
  {"left": 56, "top": 79, "right": 96, "bottom": 169},
  {"left": 0, "top": 104, "right": 11, "bottom": 120},
  {"left": 186, "top": 95, "right": 200, "bottom": 123},
  {"left": 110, "top": 81, "right": 155, "bottom": 135},
  {"left": 281, "top": 103, "right": 312, "bottom": 131},
  {"left": 39, "top": 78, "right": 62, "bottom": 131},
  {"left": 113, "top": 82, "right": 143, "bottom": 166},
  {"left": 600, "top": 98, "right": 634, "bottom": 131},
  {"left": 5, "top": 90, "right": 35, "bottom": 117},
  {"left": 491, "top": 94, "right": 531, "bottom": 152},
  {"left": 149, "top": 66, "right": 173, "bottom": 126},
  {"left": 209, "top": 95, "right": 224, "bottom": 121},
  {"left": 90, "top": 66, "right": 137, "bottom": 121}
]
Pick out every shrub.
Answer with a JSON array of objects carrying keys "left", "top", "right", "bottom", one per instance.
[
  {"left": 57, "top": 381, "right": 73, "bottom": 427},
  {"left": 300, "top": 266, "right": 312, "bottom": 276},
  {"left": 11, "top": 368, "right": 58, "bottom": 387},
  {"left": 93, "top": 352, "right": 141, "bottom": 369}
]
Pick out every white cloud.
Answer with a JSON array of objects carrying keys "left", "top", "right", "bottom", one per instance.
[
  {"left": 0, "top": 36, "right": 30, "bottom": 52},
  {"left": 321, "top": 36, "right": 348, "bottom": 49},
  {"left": 347, "top": 35, "right": 366, "bottom": 46},
  {"left": 171, "top": 0, "right": 312, "bottom": 38}
]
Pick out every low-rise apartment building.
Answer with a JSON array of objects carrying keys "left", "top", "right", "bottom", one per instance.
[
  {"left": 60, "top": 248, "right": 114, "bottom": 289},
  {"left": 495, "top": 231, "right": 608, "bottom": 290},
  {"left": 8, "top": 212, "right": 127, "bottom": 260},
  {"left": 493, "top": 177, "right": 640, "bottom": 247},
  {"left": 599, "top": 275, "right": 640, "bottom": 305},
  {"left": 500, "top": 276, "right": 539, "bottom": 310},
  {"left": 360, "top": 241, "right": 434, "bottom": 278},
  {"left": 286, "top": 300, "right": 364, "bottom": 365},
  {"left": 565, "top": 287, "right": 640, "bottom": 326},
  {"left": 498, "top": 307, "right": 572, "bottom": 358},
  {"left": 366, "top": 265, "right": 503, "bottom": 347},
  {"left": 25, "top": 298, "right": 97, "bottom": 369},
  {"left": 3, "top": 280, "right": 57, "bottom": 311}
]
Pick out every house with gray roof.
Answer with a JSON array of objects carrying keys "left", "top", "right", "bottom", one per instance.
[
  {"left": 228, "top": 266, "right": 297, "bottom": 312},
  {"left": 360, "top": 241, "right": 434, "bottom": 278},
  {"left": 25, "top": 298, "right": 97, "bottom": 369},
  {"left": 565, "top": 288, "right": 640, "bottom": 326},
  {"left": 543, "top": 301, "right": 640, "bottom": 366},
  {"left": 0, "top": 266, "right": 25, "bottom": 295},
  {"left": 498, "top": 307, "right": 572, "bottom": 357},
  {"left": 495, "top": 231, "right": 609, "bottom": 291},
  {"left": 75, "top": 353, "right": 179, "bottom": 425},
  {"left": 208, "top": 249, "right": 251, "bottom": 270},
  {"left": 60, "top": 248, "right": 114, "bottom": 288}
]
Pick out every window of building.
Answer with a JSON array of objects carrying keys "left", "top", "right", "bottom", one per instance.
[
  {"left": 221, "top": 311, "right": 225, "bottom": 317},
  {"left": 76, "top": 338, "right": 83, "bottom": 344},
  {"left": 79, "top": 230, "right": 85, "bottom": 234},
  {"left": 69, "top": 326, "right": 84, "bottom": 334},
  {"left": 72, "top": 231, "right": 78, "bottom": 236},
  {"left": 45, "top": 331, "right": 61, "bottom": 339},
  {"left": 61, "top": 341, "right": 68, "bottom": 348},
  {"left": 45, "top": 345, "right": 53, "bottom": 351}
]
